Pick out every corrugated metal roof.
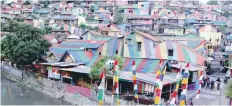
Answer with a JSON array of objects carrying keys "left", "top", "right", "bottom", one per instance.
[{"left": 60, "top": 40, "right": 107, "bottom": 49}]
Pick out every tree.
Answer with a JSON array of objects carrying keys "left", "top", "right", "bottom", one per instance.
[
  {"left": 14, "top": 17, "right": 24, "bottom": 22},
  {"left": 40, "top": 1, "right": 49, "bottom": 8},
  {"left": 219, "top": 25, "right": 227, "bottom": 33},
  {"left": 113, "top": 11, "right": 124, "bottom": 24},
  {"left": 225, "top": 80, "right": 232, "bottom": 105},
  {"left": 224, "top": 11, "right": 231, "bottom": 17},
  {"left": 1, "top": 20, "right": 51, "bottom": 69},
  {"left": 89, "top": 56, "right": 123, "bottom": 80},
  {"left": 207, "top": 0, "right": 219, "bottom": 5},
  {"left": 40, "top": 26, "right": 52, "bottom": 35}
]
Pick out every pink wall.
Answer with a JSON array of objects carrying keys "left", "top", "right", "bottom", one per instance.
[{"left": 65, "top": 84, "right": 91, "bottom": 98}]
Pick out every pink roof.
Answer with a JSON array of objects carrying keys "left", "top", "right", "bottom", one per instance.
[{"left": 43, "top": 34, "right": 56, "bottom": 41}]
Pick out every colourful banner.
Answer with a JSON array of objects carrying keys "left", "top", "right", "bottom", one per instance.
[
  {"left": 154, "top": 60, "right": 167, "bottom": 105},
  {"left": 170, "top": 66, "right": 182, "bottom": 105},
  {"left": 179, "top": 63, "right": 190, "bottom": 106},
  {"left": 195, "top": 66, "right": 204, "bottom": 99},
  {"left": 132, "top": 60, "right": 139, "bottom": 99},
  {"left": 114, "top": 60, "right": 120, "bottom": 105},
  {"left": 98, "top": 68, "right": 106, "bottom": 105}
]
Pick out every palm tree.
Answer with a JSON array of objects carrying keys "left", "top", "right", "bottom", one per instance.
[{"left": 225, "top": 80, "right": 232, "bottom": 105}]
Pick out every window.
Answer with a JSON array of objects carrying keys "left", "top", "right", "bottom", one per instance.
[
  {"left": 168, "top": 49, "right": 174, "bottom": 56},
  {"left": 129, "top": 10, "right": 133, "bottom": 13},
  {"left": 116, "top": 50, "right": 118, "bottom": 54},
  {"left": 141, "top": 5, "right": 144, "bottom": 7},
  {"left": 126, "top": 38, "right": 132, "bottom": 44},
  {"left": 137, "top": 42, "right": 142, "bottom": 52}
]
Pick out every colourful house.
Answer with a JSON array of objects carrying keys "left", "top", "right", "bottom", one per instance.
[
  {"left": 78, "top": 13, "right": 110, "bottom": 28},
  {"left": 127, "top": 15, "right": 153, "bottom": 31},
  {"left": 124, "top": 31, "right": 205, "bottom": 65},
  {"left": 151, "top": 8, "right": 175, "bottom": 19},
  {"left": 200, "top": 5, "right": 221, "bottom": 11},
  {"left": 82, "top": 30, "right": 124, "bottom": 57},
  {"left": 162, "top": 25, "right": 185, "bottom": 36},
  {"left": 98, "top": 23, "right": 123, "bottom": 37},
  {"left": 199, "top": 25, "right": 222, "bottom": 51},
  {"left": 33, "top": 8, "right": 50, "bottom": 17},
  {"left": 225, "top": 34, "right": 232, "bottom": 52},
  {"left": 163, "top": 34, "right": 211, "bottom": 55},
  {"left": 119, "top": 2, "right": 150, "bottom": 16},
  {"left": 185, "top": 26, "right": 197, "bottom": 34}
]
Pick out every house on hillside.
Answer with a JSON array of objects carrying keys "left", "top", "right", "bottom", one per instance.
[
  {"left": 199, "top": 24, "right": 222, "bottom": 51},
  {"left": 225, "top": 34, "right": 232, "bottom": 52},
  {"left": 24, "top": 14, "right": 36, "bottom": 24},
  {"left": 33, "top": 8, "right": 50, "bottom": 17},
  {"left": 98, "top": 23, "right": 124, "bottom": 37},
  {"left": 52, "top": 15, "right": 77, "bottom": 24},
  {"left": 127, "top": 15, "right": 154, "bottom": 31},
  {"left": 119, "top": 2, "right": 150, "bottom": 16},
  {"left": 200, "top": 5, "right": 221, "bottom": 11},
  {"left": 162, "top": 33, "right": 213, "bottom": 56},
  {"left": 124, "top": 31, "right": 206, "bottom": 66},
  {"left": 1, "top": 14, "right": 12, "bottom": 24},
  {"left": 151, "top": 8, "right": 175, "bottom": 19},
  {"left": 21, "top": 8, "right": 33, "bottom": 17},
  {"left": 161, "top": 25, "right": 185, "bottom": 36},
  {"left": 78, "top": 13, "right": 110, "bottom": 28},
  {"left": 184, "top": 26, "right": 197, "bottom": 34},
  {"left": 82, "top": 30, "right": 124, "bottom": 56},
  {"left": 1, "top": 8, "right": 22, "bottom": 18}
]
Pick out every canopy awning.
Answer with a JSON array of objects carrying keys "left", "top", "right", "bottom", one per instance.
[
  {"left": 40, "top": 62, "right": 83, "bottom": 67},
  {"left": 59, "top": 65, "right": 91, "bottom": 74},
  {"left": 118, "top": 71, "right": 179, "bottom": 86},
  {"left": 170, "top": 62, "right": 204, "bottom": 71}
]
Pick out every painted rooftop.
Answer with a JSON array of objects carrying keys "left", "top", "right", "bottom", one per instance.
[
  {"left": 59, "top": 40, "right": 107, "bottom": 49},
  {"left": 121, "top": 58, "right": 168, "bottom": 74},
  {"left": 153, "top": 41, "right": 205, "bottom": 65}
]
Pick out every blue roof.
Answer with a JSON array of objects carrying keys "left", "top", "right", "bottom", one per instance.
[
  {"left": 212, "top": 21, "right": 226, "bottom": 26},
  {"left": 185, "top": 19, "right": 197, "bottom": 23},
  {"left": 34, "top": 8, "right": 50, "bottom": 13},
  {"left": 227, "top": 34, "right": 232, "bottom": 40},
  {"left": 59, "top": 40, "right": 106, "bottom": 49},
  {"left": 53, "top": 15, "right": 77, "bottom": 20}
]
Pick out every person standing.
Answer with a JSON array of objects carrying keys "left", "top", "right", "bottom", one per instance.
[
  {"left": 211, "top": 80, "right": 214, "bottom": 90},
  {"left": 202, "top": 77, "right": 206, "bottom": 88},
  {"left": 216, "top": 78, "right": 221, "bottom": 90}
]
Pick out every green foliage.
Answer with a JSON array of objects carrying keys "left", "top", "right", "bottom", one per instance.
[
  {"left": 225, "top": 80, "right": 232, "bottom": 98},
  {"left": 40, "top": 27, "right": 52, "bottom": 35},
  {"left": 40, "top": 1, "right": 49, "bottom": 8},
  {"left": 14, "top": 17, "right": 24, "bottom": 22},
  {"left": 207, "top": 0, "right": 219, "bottom": 5},
  {"left": 1, "top": 20, "right": 51, "bottom": 68},
  {"left": 90, "top": 4, "right": 95, "bottom": 12},
  {"left": 80, "top": 23, "right": 86, "bottom": 28},
  {"left": 89, "top": 56, "right": 123, "bottom": 80},
  {"left": 219, "top": 25, "right": 226, "bottom": 33},
  {"left": 113, "top": 11, "right": 124, "bottom": 24},
  {"left": 223, "top": 11, "right": 231, "bottom": 17},
  {"left": 80, "top": 24, "right": 98, "bottom": 31}
]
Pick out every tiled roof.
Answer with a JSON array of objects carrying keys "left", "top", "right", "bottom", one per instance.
[{"left": 53, "top": 15, "right": 77, "bottom": 20}]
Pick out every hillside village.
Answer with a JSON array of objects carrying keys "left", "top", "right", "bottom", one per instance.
[{"left": 1, "top": 0, "right": 232, "bottom": 105}]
